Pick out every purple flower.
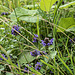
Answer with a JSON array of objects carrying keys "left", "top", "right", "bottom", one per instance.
[
  {"left": 17, "top": 64, "right": 18, "bottom": 67},
  {"left": 35, "top": 62, "right": 42, "bottom": 70},
  {"left": 1, "top": 12, "right": 6, "bottom": 15},
  {"left": 0, "top": 54, "right": 7, "bottom": 60},
  {"left": 41, "top": 40, "right": 46, "bottom": 46},
  {"left": 30, "top": 50, "right": 40, "bottom": 57},
  {"left": 50, "top": 38, "right": 53, "bottom": 44},
  {"left": 24, "top": 65, "right": 31, "bottom": 73},
  {"left": 11, "top": 25, "right": 20, "bottom": 35},
  {"left": 41, "top": 38, "right": 53, "bottom": 46},
  {"left": 32, "top": 34, "right": 38, "bottom": 43},
  {"left": 34, "top": 34, "right": 38, "bottom": 38},
  {"left": 0, "top": 57, "right": 3, "bottom": 60},
  {"left": 24, "top": 67, "right": 28, "bottom": 73},
  {"left": 39, "top": 51, "right": 47, "bottom": 55},
  {"left": 49, "top": 70, "right": 53, "bottom": 74},
  {"left": 33, "top": 38, "right": 37, "bottom": 42},
  {"left": 69, "top": 37, "right": 75, "bottom": 43},
  {"left": 1, "top": 12, "right": 9, "bottom": 16}
]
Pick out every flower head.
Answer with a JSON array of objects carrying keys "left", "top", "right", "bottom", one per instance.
[
  {"left": 34, "top": 34, "right": 38, "bottom": 38},
  {"left": 1, "top": 12, "right": 9, "bottom": 16},
  {"left": 30, "top": 50, "right": 40, "bottom": 57},
  {"left": 35, "top": 62, "right": 42, "bottom": 70},
  {"left": 32, "top": 34, "right": 38, "bottom": 43},
  {"left": 41, "top": 38, "right": 53, "bottom": 46},
  {"left": 11, "top": 25, "right": 20, "bottom": 35},
  {"left": 33, "top": 38, "right": 37, "bottom": 42}
]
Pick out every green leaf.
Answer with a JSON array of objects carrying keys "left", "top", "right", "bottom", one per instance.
[
  {"left": 19, "top": 52, "right": 36, "bottom": 65},
  {"left": 6, "top": 72, "right": 14, "bottom": 75},
  {"left": 66, "top": 25, "right": 75, "bottom": 31},
  {"left": 20, "top": 15, "right": 41, "bottom": 23},
  {"left": 9, "top": 7, "right": 41, "bottom": 23},
  {"left": 0, "top": 5, "right": 9, "bottom": 12},
  {"left": 40, "top": 0, "right": 58, "bottom": 11},
  {"left": 59, "top": 1, "right": 75, "bottom": 9},
  {"left": 48, "top": 45, "right": 54, "bottom": 50},
  {"left": 57, "top": 17, "right": 75, "bottom": 32},
  {"left": 0, "top": 65, "right": 4, "bottom": 74},
  {"left": 50, "top": 51, "right": 57, "bottom": 59}
]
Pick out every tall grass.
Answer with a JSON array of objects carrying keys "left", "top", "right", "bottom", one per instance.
[{"left": 0, "top": 0, "right": 75, "bottom": 75}]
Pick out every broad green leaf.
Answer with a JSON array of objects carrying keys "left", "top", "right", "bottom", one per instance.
[
  {"left": 59, "top": 1, "right": 75, "bottom": 9},
  {"left": 19, "top": 52, "right": 36, "bottom": 65},
  {"left": 66, "top": 25, "right": 75, "bottom": 31},
  {"left": 57, "top": 17, "right": 75, "bottom": 32},
  {"left": 20, "top": 15, "right": 41, "bottom": 23},
  {"left": 40, "top": 0, "right": 58, "bottom": 11},
  {"left": 9, "top": 7, "right": 41, "bottom": 23}
]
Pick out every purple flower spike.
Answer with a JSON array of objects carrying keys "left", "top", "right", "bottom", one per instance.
[
  {"left": 41, "top": 40, "right": 46, "bottom": 46},
  {"left": 32, "top": 34, "right": 38, "bottom": 43},
  {"left": 50, "top": 38, "right": 53, "bottom": 44},
  {"left": 30, "top": 50, "right": 39, "bottom": 57},
  {"left": 41, "top": 38, "right": 53, "bottom": 46},
  {"left": 34, "top": 34, "right": 38, "bottom": 38},
  {"left": 33, "top": 38, "right": 37, "bottom": 42},
  {"left": 0, "top": 57, "right": 3, "bottom": 60},
  {"left": 1, "top": 12, "right": 9, "bottom": 16},
  {"left": 35, "top": 62, "right": 42, "bottom": 70},
  {"left": 11, "top": 25, "right": 20, "bottom": 35}
]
